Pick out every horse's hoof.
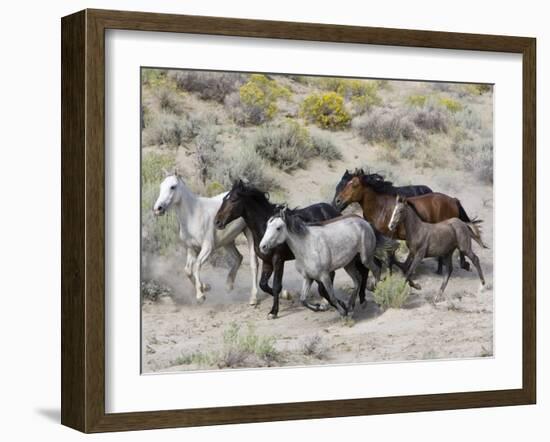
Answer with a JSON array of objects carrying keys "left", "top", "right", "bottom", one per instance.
[
  {"left": 281, "top": 290, "right": 292, "bottom": 301},
  {"left": 318, "top": 303, "right": 330, "bottom": 312},
  {"left": 410, "top": 282, "right": 421, "bottom": 290},
  {"left": 267, "top": 313, "right": 277, "bottom": 320},
  {"left": 226, "top": 282, "right": 234, "bottom": 291},
  {"left": 249, "top": 298, "right": 259, "bottom": 307},
  {"left": 201, "top": 283, "right": 211, "bottom": 292},
  {"left": 196, "top": 295, "right": 206, "bottom": 305}
]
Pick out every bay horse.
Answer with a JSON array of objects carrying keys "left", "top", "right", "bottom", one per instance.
[
  {"left": 259, "top": 210, "right": 389, "bottom": 317},
  {"left": 333, "top": 171, "right": 477, "bottom": 272},
  {"left": 213, "top": 181, "right": 370, "bottom": 319},
  {"left": 388, "top": 195, "right": 487, "bottom": 300},
  {"left": 332, "top": 169, "right": 432, "bottom": 210},
  {"left": 153, "top": 171, "right": 259, "bottom": 305}
]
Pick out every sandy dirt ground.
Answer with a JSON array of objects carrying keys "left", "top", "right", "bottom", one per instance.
[{"left": 142, "top": 147, "right": 494, "bottom": 374}]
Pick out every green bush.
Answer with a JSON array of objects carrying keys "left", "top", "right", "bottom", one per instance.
[
  {"left": 373, "top": 273, "right": 410, "bottom": 309},
  {"left": 301, "top": 92, "right": 351, "bottom": 130},
  {"left": 141, "top": 68, "right": 168, "bottom": 87},
  {"left": 141, "top": 152, "right": 179, "bottom": 256},
  {"left": 142, "top": 151, "right": 176, "bottom": 184}
]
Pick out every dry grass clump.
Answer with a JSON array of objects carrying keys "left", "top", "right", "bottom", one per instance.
[{"left": 301, "top": 335, "right": 328, "bottom": 359}]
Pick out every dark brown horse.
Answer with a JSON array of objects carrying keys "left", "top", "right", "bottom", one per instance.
[{"left": 333, "top": 172, "right": 477, "bottom": 272}]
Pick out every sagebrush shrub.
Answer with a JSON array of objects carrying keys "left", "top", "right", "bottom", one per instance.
[
  {"left": 142, "top": 112, "right": 195, "bottom": 147},
  {"left": 373, "top": 273, "right": 410, "bottom": 309},
  {"left": 212, "top": 145, "right": 275, "bottom": 190},
  {"left": 194, "top": 126, "right": 220, "bottom": 184},
  {"left": 169, "top": 70, "right": 244, "bottom": 102},
  {"left": 301, "top": 92, "right": 351, "bottom": 130},
  {"left": 254, "top": 120, "right": 314, "bottom": 171},
  {"left": 153, "top": 85, "right": 184, "bottom": 115},
  {"left": 353, "top": 107, "right": 419, "bottom": 143},
  {"left": 413, "top": 104, "right": 449, "bottom": 132},
  {"left": 310, "top": 131, "right": 343, "bottom": 162}
]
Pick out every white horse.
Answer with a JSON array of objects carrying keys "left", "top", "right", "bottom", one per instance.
[
  {"left": 153, "top": 171, "right": 259, "bottom": 305},
  {"left": 259, "top": 210, "right": 383, "bottom": 316}
]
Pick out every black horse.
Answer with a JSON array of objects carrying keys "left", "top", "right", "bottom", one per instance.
[
  {"left": 214, "top": 181, "right": 370, "bottom": 319},
  {"left": 332, "top": 169, "right": 433, "bottom": 210}
]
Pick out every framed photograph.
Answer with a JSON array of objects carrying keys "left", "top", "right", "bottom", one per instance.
[{"left": 61, "top": 9, "right": 536, "bottom": 433}]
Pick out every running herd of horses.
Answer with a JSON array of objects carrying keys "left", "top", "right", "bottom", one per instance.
[{"left": 152, "top": 169, "right": 487, "bottom": 319}]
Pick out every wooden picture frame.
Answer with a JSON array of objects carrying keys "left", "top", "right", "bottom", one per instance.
[{"left": 61, "top": 8, "right": 536, "bottom": 433}]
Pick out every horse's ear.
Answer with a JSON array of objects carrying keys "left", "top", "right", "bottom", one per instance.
[{"left": 173, "top": 167, "right": 180, "bottom": 177}]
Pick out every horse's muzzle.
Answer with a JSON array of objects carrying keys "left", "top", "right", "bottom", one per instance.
[
  {"left": 214, "top": 218, "right": 225, "bottom": 230},
  {"left": 153, "top": 207, "right": 165, "bottom": 216}
]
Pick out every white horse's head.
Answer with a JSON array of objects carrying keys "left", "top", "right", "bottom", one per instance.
[
  {"left": 259, "top": 214, "right": 288, "bottom": 253},
  {"left": 153, "top": 172, "right": 182, "bottom": 216}
]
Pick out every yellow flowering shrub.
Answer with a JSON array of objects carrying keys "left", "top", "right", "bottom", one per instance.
[
  {"left": 438, "top": 97, "right": 463, "bottom": 113},
  {"left": 407, "top": 94, "right": 428, "bottom": 107},
  {"left": 238, "top": 74, "right": 291, "bottom": 121},
  {"left": 300, "top": 92, "right": 351, "bottom": 130}
]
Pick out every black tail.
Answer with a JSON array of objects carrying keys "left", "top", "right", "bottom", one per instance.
[{"left": 456, "top": 199, "right": 471, "bottom": 223}]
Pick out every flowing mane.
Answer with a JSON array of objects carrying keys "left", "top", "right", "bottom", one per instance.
[
  {"left": 231, "top": 181, "right": 278, "bottom": 210},
  {"left": 351, "top": 169, "right": 400, "bottom": 195},
  {"left": 272, "top": 209, "right": 309, "bottom": 236}
]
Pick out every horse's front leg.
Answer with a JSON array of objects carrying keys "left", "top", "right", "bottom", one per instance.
[
  {"left": 184, "top": 248, "right": 197, "bottom": 287},
  {"left": 193, "top": 242, "right": 214, "bottom": 303},
  {"left": 318, "top": 273, "right": 347, "bottom": 317},
  {"left": 243, "top": 228, "right": 259, "bottom": 305},
  {"left": 299, "top": 277, "right": 314, "bottom": 311},
  {"left": 268, "top": 257, "right": 284, "bottom": 319},
  {"left": 223, "top": 243, "right": 242, "bottom": 292},
  {"left": 259, "top": 261, "right": 274, "bottom": 296},
  {"left": 405, "top": 251, "right": 424, "bottom": 291}
]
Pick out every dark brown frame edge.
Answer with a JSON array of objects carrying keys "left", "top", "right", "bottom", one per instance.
[{"left": 61, "top": 8, "right": 536, "bottom": 433}]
